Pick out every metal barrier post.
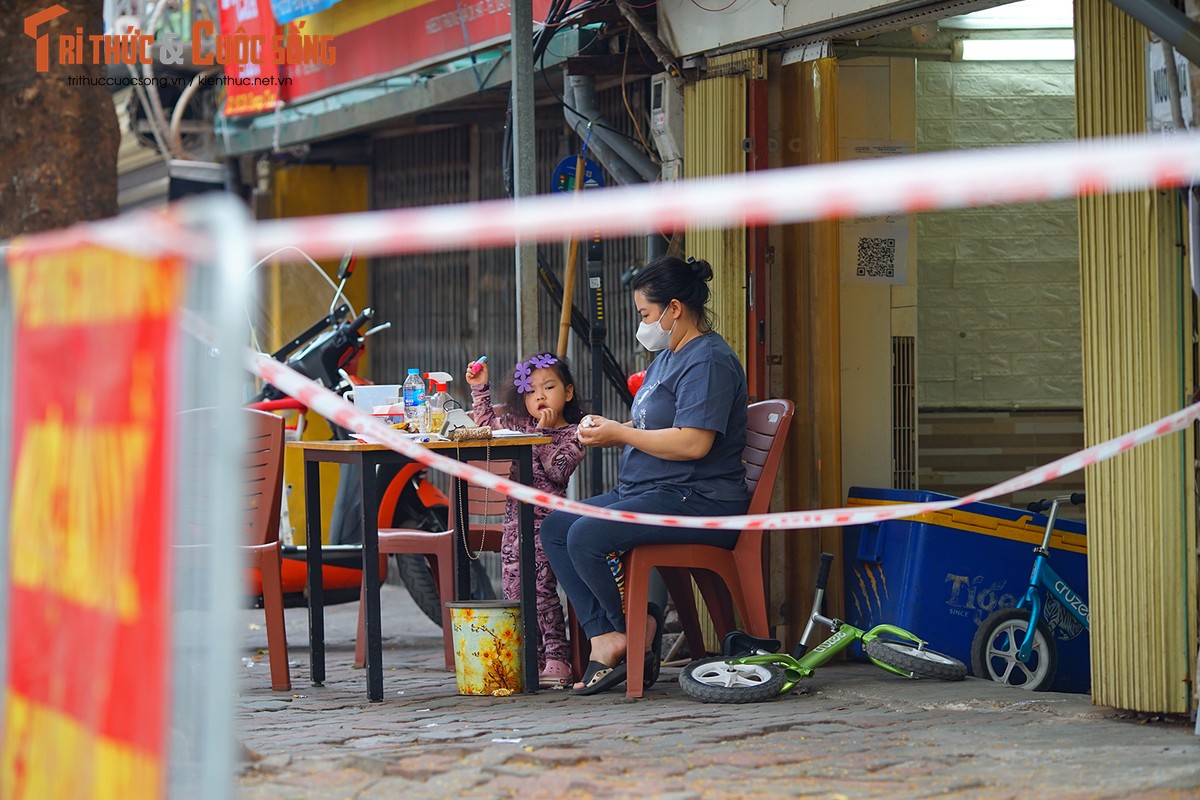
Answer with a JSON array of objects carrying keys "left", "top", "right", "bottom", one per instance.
[{"left": 169, "top": 195, "right": 254, "bottom": 799}]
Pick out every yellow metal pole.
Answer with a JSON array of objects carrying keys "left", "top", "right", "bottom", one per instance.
[{"left": 556, "top": 152, "right": 586, "bottom": 357}]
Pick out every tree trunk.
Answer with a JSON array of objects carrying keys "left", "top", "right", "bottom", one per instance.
[{"left": 0, "top": 0, "right": 120, "bottom": 239}]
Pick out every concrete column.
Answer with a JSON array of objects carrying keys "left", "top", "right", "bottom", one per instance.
[{"left": 511, "top": 0, "right": 538, "bottom": 353}]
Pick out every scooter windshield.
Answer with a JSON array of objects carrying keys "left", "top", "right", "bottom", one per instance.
[{"left": 246, "top": 246, "right": 356, "bottom": 358}]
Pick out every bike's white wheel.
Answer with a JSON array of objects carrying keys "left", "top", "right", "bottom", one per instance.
[
  {"left": 864, "top": 638, "right": 967, "bottom": 681},
  {"left": 678, "top": 656, "right": 787, "bottom": 704},
  {"left": 971, "top": 608, "right": 1058, "bottom": 691}
]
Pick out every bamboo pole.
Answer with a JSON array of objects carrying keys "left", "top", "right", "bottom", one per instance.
[{"left": 556, "top": 152, "right": 586, "bottom": 357}]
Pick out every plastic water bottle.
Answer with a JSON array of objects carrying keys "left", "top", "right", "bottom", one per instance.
[{"left": 403, "top": 368, "right": 426, "bottom": 430}]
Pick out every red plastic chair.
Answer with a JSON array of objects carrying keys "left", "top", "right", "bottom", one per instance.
[
  {"left": 178, "top": 407, "right": 291, "bottom": 691},
  {"left": 622, "top": 398, "right": 795, "bottom": 698}
]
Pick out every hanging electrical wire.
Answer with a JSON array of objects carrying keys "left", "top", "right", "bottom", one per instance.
[
  {"left": 620, "top": 36, "right": 658, "bottom": 163},
  {"left": 686, "top": 0, "right": 740, "bottom": 11},
  {"left": 503, "top": 0, "right": 575, "bottom": 196},
  {"left": 536, "top": 25, "right": 662, "bottom": 164},
  {"left": 504, "top": 0, "right": 661, "bottom": 195}
]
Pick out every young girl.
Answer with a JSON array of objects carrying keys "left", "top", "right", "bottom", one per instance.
[{"left": 465, "top": 352, "right": 585, "bottom": 688}]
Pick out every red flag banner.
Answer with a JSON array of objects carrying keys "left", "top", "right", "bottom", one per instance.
[
  {"left": 219, "top": 0, "right": 283, "bottom": 117},
  {"left": 1, "top": 244, "right": 185, "bottom": 798}
]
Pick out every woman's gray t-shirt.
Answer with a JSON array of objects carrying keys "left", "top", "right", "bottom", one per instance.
[{"left": 619, "top": 331, "right": 749, "bottom": 502}]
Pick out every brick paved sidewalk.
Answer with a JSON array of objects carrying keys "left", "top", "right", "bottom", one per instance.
[{"left": 233, "top": 585, "right": 1199, "bottom": 799}]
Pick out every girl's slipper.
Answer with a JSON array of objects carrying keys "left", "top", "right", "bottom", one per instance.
[
  {"left": 571, "top": 659, "right": 627, "bottom": 696},
  {"left": 539, "top": 659, "right": 574, "bottom": 689}
]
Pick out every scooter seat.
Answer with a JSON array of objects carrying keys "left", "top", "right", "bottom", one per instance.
[{"left": 722, "top": 630, "right": 781, "bottom": 657}]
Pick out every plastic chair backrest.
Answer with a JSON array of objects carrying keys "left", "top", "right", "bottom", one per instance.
[
  {"left": 453, "top": 460, "right": 511, "bottom": 551},
  {"left": 178, "top": 407, "right": 285, "bottom": 548},
  {"left": 242, "top": 409, "right": 286, "bottom": 547},
  {"left": 461, "top": 460, "right": 512, "bottom": 521},
  {"left": 738, "top": 399, "right": 795, "bottom": 544}
]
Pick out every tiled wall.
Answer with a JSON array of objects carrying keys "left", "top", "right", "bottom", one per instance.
[
  {"left": 915, "top": 59, "right": 1082, "bottom": 409},
  {"left": 912, "top": 58, "right": 1085, "bottom": 515},
  {"left": 918, "top": 409, "right": 1087, "bottom": 521}
]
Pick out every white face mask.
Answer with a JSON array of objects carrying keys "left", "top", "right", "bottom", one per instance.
[{"left": 636, "top": 310, "right": 676, "bottom": 352}]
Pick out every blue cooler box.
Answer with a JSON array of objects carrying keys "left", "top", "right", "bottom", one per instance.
[{"left": 842, "top": 486, "right": 1090, "bottom": 693}]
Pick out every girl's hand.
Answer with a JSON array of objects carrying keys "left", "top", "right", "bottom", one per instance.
[
  {"left": 465, "top": 360, "right": 488, "bottom": 386},
  {"left": 534, "top": 407, "right": 560, "bottom": 430},
  {"left": 576, "top": 415, "right": 621, "bottom": 447}
]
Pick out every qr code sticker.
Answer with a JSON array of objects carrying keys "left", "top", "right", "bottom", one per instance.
[{"left": 856, "top": 237, "right": 896, "bottom": 278}]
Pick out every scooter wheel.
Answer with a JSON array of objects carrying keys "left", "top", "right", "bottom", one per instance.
[
  {"left": 864, "top": 638, "right": 967, "bottom": 681},
  {"left": 678, "top": 656, "right": 786, "bottom": 703}
]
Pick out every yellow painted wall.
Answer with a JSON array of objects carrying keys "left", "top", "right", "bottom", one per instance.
[
  {"left": 1075, "top": 0, "right": 1197, "bottom": 713},
  {"left": 836, "top": 57, "right": 916, "bottom": 493},
  {"left": 682, "top": 56, "right": 750, "bottom": 650},
  {"left": 268, "top": 163, "right": 370, "bottom": 544},
  {"left": 684, "top": 62, "right": 748, "bottom": 363}
]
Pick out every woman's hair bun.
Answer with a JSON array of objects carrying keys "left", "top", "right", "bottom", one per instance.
[{"left": 687, "top": 257, "right": 714, "bottom": 282}]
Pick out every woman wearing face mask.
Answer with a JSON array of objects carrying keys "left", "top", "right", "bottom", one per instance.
[{"left": 540, "top": 254, "right": 749, "bottom": 695}]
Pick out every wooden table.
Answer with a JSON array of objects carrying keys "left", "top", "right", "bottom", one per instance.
[{"left": 290, "top": 435, "right": 550, "bottom": 701}]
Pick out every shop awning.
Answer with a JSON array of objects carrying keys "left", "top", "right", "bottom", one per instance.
[{"left": 215, "top": 29, "right": 580, "bottom": 157}]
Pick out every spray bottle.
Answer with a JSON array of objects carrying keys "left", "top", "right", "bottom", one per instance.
[{"left": 424, "top": 371, "right": 455, "bottom": 435}]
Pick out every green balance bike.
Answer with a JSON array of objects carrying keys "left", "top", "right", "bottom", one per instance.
[{"left": 679, "top": 553, "right": 967, "bottom": 703}]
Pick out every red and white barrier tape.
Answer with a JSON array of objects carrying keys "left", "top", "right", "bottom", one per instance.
[
  {"left": 251, "top": 351, "right": 1200, "bottom": 530},
  {"left": 19, "top": 128, "right": 1199, "bottom": 528},
  {"left": 9, "top": 205, "right": 208, "bottom": 259},
  {"left": 250, "top": 131, "right": 1200, "bottom": 262},
  {"left": 13, "top": 132, "right": 1200, "bottom": 262}
]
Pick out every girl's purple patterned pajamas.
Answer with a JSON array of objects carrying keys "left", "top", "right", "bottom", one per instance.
[{"left": 471, "top": 384, "right": 583, "bottom": 668}]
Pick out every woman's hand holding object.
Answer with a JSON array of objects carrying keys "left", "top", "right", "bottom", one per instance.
[{"left": 577, "top": 414, "right": 617, "bottom": 447}]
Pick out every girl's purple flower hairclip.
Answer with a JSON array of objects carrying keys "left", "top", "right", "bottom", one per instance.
[
  {"left": 513, "top": 354, "right": 558, "bottom": 393},
  {"left": 512, "top": 361, "right": 533, "bottom": 393}
]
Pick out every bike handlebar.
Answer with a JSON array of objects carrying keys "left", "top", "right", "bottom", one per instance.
[
  {"left": 324, "top": 306, "right": 374, "bottom": 354},
  {"left": 815, "top": 552, "right": 833, "bottom": 591},
  {"left": 250, "top": 306, "right": 378, "bottom": 405},
  {"left": 270, "top": 304, "right": 350, "bottom": 363},
  {"left": 1027, "top": 492, "right": 1086, "bottom": 513},
  {"left": 345, "top": 307, "right": 375, "bottom": 335}
]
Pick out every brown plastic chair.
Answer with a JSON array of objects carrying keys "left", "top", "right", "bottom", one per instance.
[
  {"left": 622, "top": 398, "right": 795, "bottom": 698},
  {"left": 178, "top": 407, "right": 291, "bottom": 691},
  {"left": 354, "top": 461, "right": 509, "bottom": 671}
]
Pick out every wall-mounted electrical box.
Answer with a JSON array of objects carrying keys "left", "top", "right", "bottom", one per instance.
[{"left": 649, "top": 72, "right": 683, "bottom": 179}]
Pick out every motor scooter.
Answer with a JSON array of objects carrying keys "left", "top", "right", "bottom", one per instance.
[{"left": 245, "top": 248, "right": 493, "bottom": 619}]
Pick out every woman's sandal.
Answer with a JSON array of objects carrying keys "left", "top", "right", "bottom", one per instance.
[
  {"left": 572, "top": 659, "right": 628, "bottom": 696},
  {"left": 643, "top": 603, "right": 666, "bottom": 689}
]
